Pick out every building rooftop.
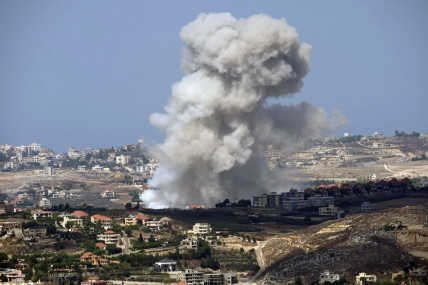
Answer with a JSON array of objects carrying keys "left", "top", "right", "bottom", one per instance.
[{"left": 72, "top": 210, "right": 89, "bottom": 217}]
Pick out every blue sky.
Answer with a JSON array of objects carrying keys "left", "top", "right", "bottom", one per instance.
[{"left": 1, "top": 0, "right": 427, "bottom": 152}]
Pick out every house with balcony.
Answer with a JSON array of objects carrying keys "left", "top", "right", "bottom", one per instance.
[
  {"left": 97, "top": 230, "right": 121, "bottom": 245},
  {"left": 356, "top": 273, "right": 377, "bottom": 285},
  {"left": 153, "top": 259, "right": 177, "bottom": 273},
  {"left": 192, "top": 223, "right": 212, "bottom": 235},
  {"left": 91, "top": 214, "right": 112, "bottom": 229}
]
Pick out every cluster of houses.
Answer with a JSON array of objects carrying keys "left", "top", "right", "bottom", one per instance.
[
  {"left": 20, "top": 209, "right": 175, "bottom": 246},
  {"left": 251, "top": 178, "right": 414, "bottom": 217},
  {"left": 0, "top": 141, "right": 160, "bottom": 179},
  {"left": 0, "top": 187, "right": 84, "bottom": 215},
  {"left": 153, "top": 259, "right": 238, "bottom": 285},
  {"left": 318, "top": 269, "right": 428, "bottom": 285}
]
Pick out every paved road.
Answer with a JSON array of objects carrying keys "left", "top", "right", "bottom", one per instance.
[{"left": 122, "top": 234, "right": 132, "bottom": 254}]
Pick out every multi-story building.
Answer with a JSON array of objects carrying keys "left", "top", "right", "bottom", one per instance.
[
  {"left": 308, "top": 196, "right": 335, "bottom": 207},
  {"left": 29, "top": 142, "right": 41, "bottom": 152},
  {"left": 124, "top": 214, "right": 150, "bottom": 226},
  {"left": 356, "top": 273, "right": 376, "bottom": 285},
  {"left": 203, "top": 273, "right": 224, "bottom": 285},
  {"left": 361, "top": 202, "right": 375, "bottom": 213},
  {"left": 44, "top": 166, "right": 54, "bottom": 175},
  {"left": 252, "top": 196, "right": 260, "bottom": 207},
  {"left": 180, "top": 237, "right": 198, "bottom": 249},
  {"left": 320, "top": 270, "right": 340, "bottom": 283},
  {"left": 180, "top": 269, "right": 203, "bottom": 285},
  {"left": 224, "top": 273, "right": 238, "bottom": 284},
  {"left": 91, "top": 214, "right": 112, "bottom": 229},
  {"left": 32, "top": 210, "right": 53, "bottom": 220},
  {"left": 38, "top": 198, "right": 51, "bottom": 208},
  {"left": 115, "top": 155, "right": 131, "bottom": 165},
  {"left": 0, "top": 221, "right": 19, "bottom": 234},
  {"left": 68, "top": 146, "right": 84, "bottom": 159},
  {"left": 146, "top": 220, "right": 163, "bottom": 231},
  {"left": 18, "top": 192, "right": 33, "bottom": 200},
  {"left": 192, "top": 223, "right": 212, "bottom": 235},
  {"left": 153, "top": 259, "right": 177, "bottom": 273},
  {"left": 319, "top": 205, "right": 339, "bottom": 216},
  {"left": 0, "top": 268, "right": 25, "bottom": 282},
  {"left": 62, "top": 216, "right": 84, "bottom": 228},
  {"left": 96, "top": 230, "right": 121, "bottom": 245},
  {"left": 23, "top": 226, "right": 46, "bottom": 240}
]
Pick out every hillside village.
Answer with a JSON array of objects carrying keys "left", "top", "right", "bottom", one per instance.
[{"left": 0, "top": 133, "right": 427, "bottom": 284}]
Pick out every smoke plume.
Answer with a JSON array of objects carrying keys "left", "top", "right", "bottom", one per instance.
[{"left": 144, "top": 13, "right": 347, "bottom": 208}]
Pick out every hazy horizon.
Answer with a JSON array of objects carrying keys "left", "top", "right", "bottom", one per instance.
[{"left": 1, "top": 1, "right": 428, "bottom": 153}]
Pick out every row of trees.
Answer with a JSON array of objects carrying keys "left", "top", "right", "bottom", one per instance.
[{"left": 394, "top": 130, "right": 420, "bottom": 137}]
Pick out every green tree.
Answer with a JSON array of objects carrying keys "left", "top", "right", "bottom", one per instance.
[{"left": 295, "top": 276, "right": 303, "bottom": 285}]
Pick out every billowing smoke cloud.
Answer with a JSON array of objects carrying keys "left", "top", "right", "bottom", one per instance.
[{"left": 143, "top": 13, "right": 347, "bottom": 208}]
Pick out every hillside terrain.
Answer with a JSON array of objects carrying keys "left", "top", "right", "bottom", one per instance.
[
  {"left": 258, "top": 204, "right": 428, "bottom": 284},
  {"left": 272, "top": 135, "right": 428, "bottom": 182}
]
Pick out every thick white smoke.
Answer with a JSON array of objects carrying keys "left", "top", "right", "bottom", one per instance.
[{"left": 144, "top": 13, "right": 347, "bottom": 208}]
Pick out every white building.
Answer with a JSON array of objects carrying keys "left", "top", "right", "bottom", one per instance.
[
  {"left": 153, "top": 259, "right": 177, "bottom": 273},
  {"left": 192, "top": 223, "right": 212, "bottom": 235},
  {"left": 361, "top": 202, "right": 375, "bottom": 213},
  {"left": 30, "top": 142, "right": 41, "bottom": 152},
  {"left": 101, "top": 190, "right": 115, "bottom": 198},
  {"left": 39, "top": 198, "right": 51, "bottom": 208},
  {"left": 224, "top": 273, "right": 238, "bottom": 284},
  {"left": 319, "top": 205, "right": 339, "bottom": 216},
  {"left": 92, "top": 165, "right": 109, "bottom": 171},
  {"left": 62, "top": 216, "right": 84, "bottom": 228},
  {"left": 320, "top": 270, "right": 340, "bottom": 283},
  {"left": 116, "top": 155, "right": 131, "bottom": 165},
  {"left": 136, "top": 160, "right": 159, "bottom": 176},
  {"left": 68, "top": 148, "right": 84, "bottom": 159},
  {"left": 145, "top": 220, "right": 163, "bottom": 231},
  {"left": 372, "top": 132, "right": 384, "bottom": 139},
  {"left": 97, "top": 230, "right": 121, "bottom": 244},
  {"left": 356, "top": 273, "right": 377, "bottom": 285},
  {"left": 18, "top": 192, "right": 33, "bottom": 200},
  {"left": 44, "top": 166, "right": 54, "bottom": 175},
  {"left": 180, "top": 237, "right": 198, "bottom": 249}
]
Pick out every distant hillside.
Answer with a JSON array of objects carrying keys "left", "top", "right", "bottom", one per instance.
[{"left": 258, "top": 204, "right": 428, "bottom": 284}]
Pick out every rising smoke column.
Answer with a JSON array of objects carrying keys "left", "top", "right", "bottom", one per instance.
[{"left": 145, "top": 13, "right": 347, "bottom": 208}]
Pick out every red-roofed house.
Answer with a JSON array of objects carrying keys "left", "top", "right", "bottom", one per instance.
[
  {"left": 136, "top": 214, "right": 150, "bottom": 223},
  {"left": 401, "top": 177, "right": 411, "bottom": 184},
  {"left": 80, "top": 253, "right": 110, "bottom": 268},
  {"left": 95, "top": 243, "right": 106, "bottom": 249},
  {"left": 125, "top": 213, "right": 151, "bottom": 226},
  {"left": 91, "top": 214, "right": 112, "bottom": 229},
  {"left": 14, "top": 198, "right": 24, "bottom": 205},
  {"left": 304, "top": 188, "right": 314, "bottom": 196},
  {"left": 72, "top": 210, "right": 89, "bottom": 218}
]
